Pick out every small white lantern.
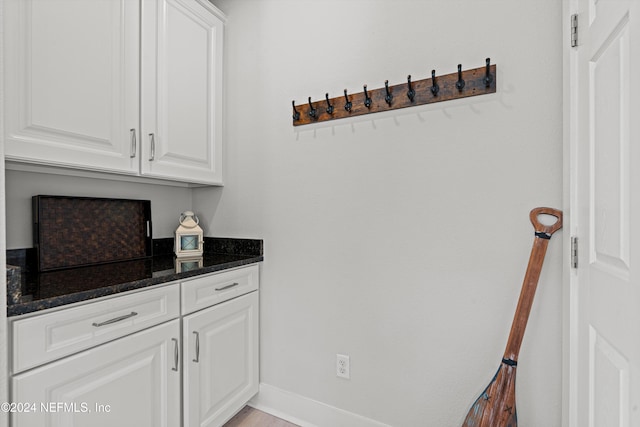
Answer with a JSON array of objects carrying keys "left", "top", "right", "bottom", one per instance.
[{"left": 175, "top": 211, "right": 204, "bottom": 258}]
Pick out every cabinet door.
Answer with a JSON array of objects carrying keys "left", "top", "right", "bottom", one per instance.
[
  {"left": 141, "top": 0, "right": 224, "bottom": 185},
  {"left": 184, "top": 291, "right": 259, "bottom": 427},
  {"left": 3, "top": 0, "right": 140, "bottom": 174},
  {"left": 12, "top": 320, "right": 181, "bottom": 427}
]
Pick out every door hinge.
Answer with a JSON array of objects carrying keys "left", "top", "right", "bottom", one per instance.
[
  {"left": 571, "top": 236, "right": 578, "bottom": 269},
  {"left": 571, "top": 14, "right": 578, "bottom": 47}
]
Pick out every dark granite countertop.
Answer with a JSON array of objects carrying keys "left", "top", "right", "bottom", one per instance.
[{"left": 6, "top": 237, "right": 263, "bottom": 317}]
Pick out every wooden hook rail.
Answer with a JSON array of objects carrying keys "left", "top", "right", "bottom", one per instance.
[{"left": 292, "top": 59, "right": 496, "bottom": 126}]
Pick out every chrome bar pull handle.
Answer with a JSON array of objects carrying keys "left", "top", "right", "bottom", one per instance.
[
  {"left": 215, "top": 282, "right": 239, "bottom": 291},
  {"left": 92, "top": 311, "right": 138, "bottom": 327},
  {"left": 149, "top": 133, "right": 155, "bottom": 161},
  {"left": 172, "top": 338, "right": 179, "bottom": 371},
  {"left": 130, "top": 129, "right": 137, "bottom": 158},
  {"left": 193, "top": 331, "right": 200, "bottom": 363}
]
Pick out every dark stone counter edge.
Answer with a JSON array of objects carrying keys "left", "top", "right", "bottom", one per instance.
[
  {"left": 7, "top": 255, "right": 263, "bottom": 317},
  {"left": 7, "top": 237, "right": 264, "bottom": 317}
]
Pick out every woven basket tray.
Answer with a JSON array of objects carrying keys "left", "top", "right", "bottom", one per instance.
[{"left": 33, "top": 195, "right": 152, "bottom": 271}]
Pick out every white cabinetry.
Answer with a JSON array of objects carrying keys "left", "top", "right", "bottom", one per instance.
[
  {"left": 3, "top": 0, "right": 140, "bottom": 174},
  {"left": 3, "top": 0, "right": 224, "bottom": 185},
  {"left": 9, "top": 265, "right": 260, "bottom": 427},
  {"left": 141, "top": 0, "right": 224, "bottom": 184},
  {"left": 12, "top": 319, "right": 181, "bottom": 427},
  {"left": 12, "top": 284, "right": 180, "bottom": 373},
  {"left": 184, "top": 291, "right": 259, "bottom": 427},
  {"left": 10, "top": 284, "right": 181, "bottom": 427}
]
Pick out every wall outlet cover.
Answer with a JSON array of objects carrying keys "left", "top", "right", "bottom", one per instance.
[{"left": 336, "top": 354, "right": 350, "bottom": 379}]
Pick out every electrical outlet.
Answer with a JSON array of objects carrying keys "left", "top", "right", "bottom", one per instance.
[{"left": 336, "top": 354, "right": 350, "bottom": 379}]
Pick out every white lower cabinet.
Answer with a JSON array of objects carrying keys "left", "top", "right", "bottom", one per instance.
[
  {"left": 9, "top": 265, "right": 260, "bottom": 427},
  {"left": 183, "top": 291, "right": 259, "bottom": 427},
  {"left": 12, "top": 284, "right": 181, "bottom": 374},
  {"left": 12, "top": 319, "right": 181, "bottom": 427}
]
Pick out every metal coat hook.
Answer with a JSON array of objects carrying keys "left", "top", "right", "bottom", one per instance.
[
  {"left": 325, "top": 93, "right": 334, "bottom": 114},
  {"left": 308, "top": 97, "right": 317, "bottom": 118},
  {"left": 344, "top": 89, "right": 352, "bottom": 112},
  {"left": 483, "top": 57, "right": 493, "bottom": 87},
  {"left": 456, "top": 64, "right": 465, "bottom": 91},
  {"left": 407, "top": 75, "right": 415, "bottom": 101},
  {"left": 364, "top": 85, "right": 372, "bottom": 108},
  {"left": 430, "top": 70, "right": 439, "bottom": 96},
  {"left": 292, "top": 100, "right": 300, "bottom": 121},
  {"left": 384, "top": 80, "right": 393, "bottom": 106}
]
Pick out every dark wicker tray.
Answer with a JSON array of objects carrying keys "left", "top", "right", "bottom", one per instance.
[{"left": 33, "top": 195, "right": 152, "bottom": 271}]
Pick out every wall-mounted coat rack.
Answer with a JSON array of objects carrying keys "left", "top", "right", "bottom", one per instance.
[{"left": 292, "top": 58, "right": 496, "bottom": 126}]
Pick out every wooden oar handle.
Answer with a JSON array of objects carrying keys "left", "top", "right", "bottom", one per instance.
[
  {"left": 503, "top": 207, "right": 563, "bottom": 362},
  {"left": 529, "top": 207, "right": 563, "bottom": 236}
]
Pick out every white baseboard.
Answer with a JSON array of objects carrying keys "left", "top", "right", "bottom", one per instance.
[{"left": 248, "top": 383, "right": 391, "bottom": 427}]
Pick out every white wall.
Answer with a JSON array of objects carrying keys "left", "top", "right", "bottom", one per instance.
[
  {"left": 5, "top": 170, "right": 194, "bottom": 249},
  {"left": 195, "top": 0, "right": 563, "bottom": 426}
]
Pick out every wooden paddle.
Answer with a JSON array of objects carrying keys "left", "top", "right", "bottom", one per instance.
[{"left": 462, "top": 207, "right": 563, "bottom": 427}]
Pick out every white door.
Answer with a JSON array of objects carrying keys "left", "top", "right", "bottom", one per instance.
[
  {"left": 12, "top": 320, "right": 181, "bottom": 427},
  {"left": 183, "top": 291, "right": 259, "bottom": 427},
  {"left": 141, "top": 0, "right": 224, "bottom": 185},
  {"left": 3, "top": 0, "right": 140, "bottom": 173},
  {"left": 568, "top": 0, "right": 640, "bottom": 425}
]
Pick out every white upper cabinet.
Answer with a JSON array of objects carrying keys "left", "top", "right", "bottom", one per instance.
[
  {"left": 3, "top": 0, "right": 225, "bottom": 186},
  {"left": 3, "top": 0, "right": 140, "bottom": 174},
  {"left": 141, "top": 0, "right": 224, "bottom": 184}
]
